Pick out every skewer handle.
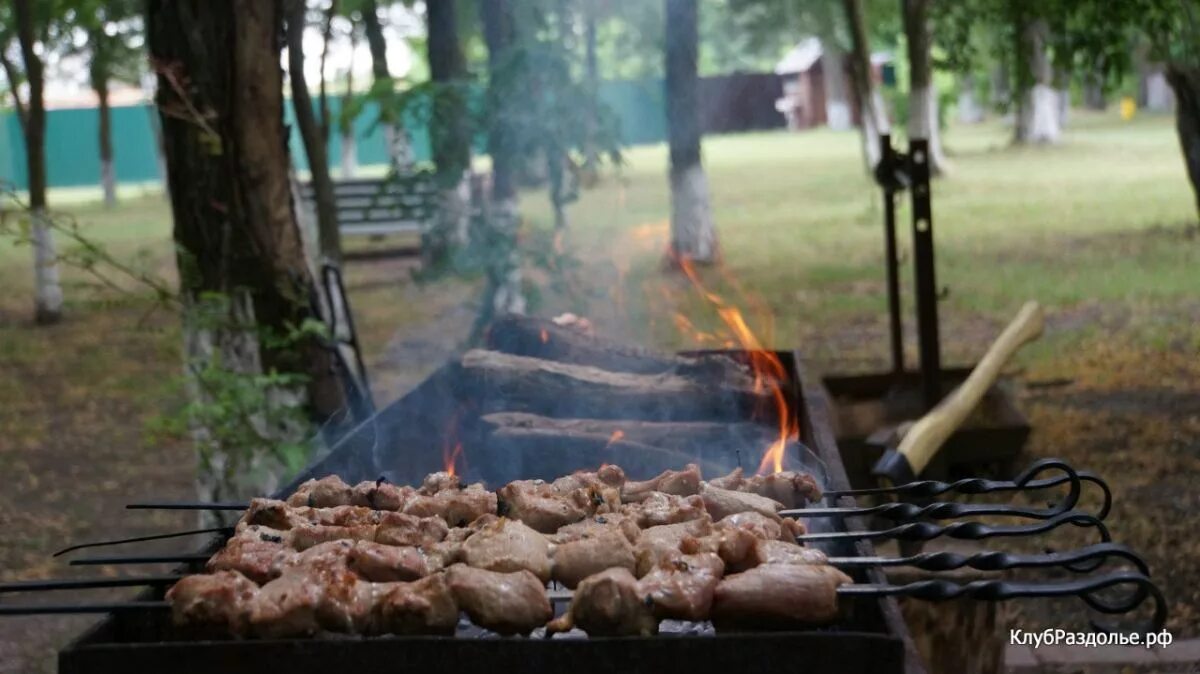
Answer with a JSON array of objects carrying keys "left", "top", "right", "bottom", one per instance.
[
  {"left": 127, "top": 502, "right": 249, "bottom": 511},
  {"left": 840, "top": 571, "right": 1166, "bottom": 632},
  {"left": 1, "top": 575, "right": 181, "bottom": 593},
  {"left": 69, "top": 553, "right": 210, "bottom": 567},
  {"left": 831, "top": 542, "right": 1147, "bottom": 575},
  {"left": 53, "top": 527, "right": 233, "bottom": 557},
  {"left": 0, "top": 601, "right": 169, "bottom": 616}
]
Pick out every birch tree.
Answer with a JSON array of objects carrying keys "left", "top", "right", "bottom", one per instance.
[
  {"left": 903, "top": 0, "right": 949, "bottom": 173},
  {"left": 423, "top": 0, "right": 471, "bottom": 268},
  {"left": 665, "top": 0, "right": 717, "bottom": 263},
  {"left": 12, "top": 0, "right": 65, "bottom": 324},
  {"left": 841, "top": 0, "right": 890, "bottom": 170}
]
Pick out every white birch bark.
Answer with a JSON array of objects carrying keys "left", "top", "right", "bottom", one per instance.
[
  {"left": 31, "top": 208, "right": 63, "bottom": 324},
  {"left": 822, "top": 44, "right": 852, "bottom": 131},
  {"left": 908, "top": 84, "right": 949, "bottom": 174},
  {"left": 184, "top": 291, "right": 308, "bottom": 525},
  {"left": 100, "top": 160, "right": 117, "bottom": 208},
  {"left": 669, "top": 163, "right": 717, "bottom": 262},
  {"left": 384, "top": 123, "right": 416, "bottom": 174},
  {"left": 1017, "top": 84, "right": 1061, "bottom": 144},
  {"left": 340, "top": 132, "right": 358, "bottom": 178},
  {"left": 957, "top": 74, "right": 984, "bottom": 123},
  {"left": 489, "top": 197, "right": 525, "bottom": 315},
  {"left": 1056, "top": 86, "right": 1070, "bottom": 129}
]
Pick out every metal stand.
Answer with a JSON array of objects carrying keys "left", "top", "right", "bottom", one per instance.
[
  {"left": 907, "top": 140, "right": 941, "bottom": 410},
  {"left": 876, "top": 135, "right": 906, "bottom": 378}
]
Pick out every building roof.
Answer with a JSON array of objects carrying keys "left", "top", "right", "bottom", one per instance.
[{"left": 775, "top": 37, "right": 894, "bottom": 75}]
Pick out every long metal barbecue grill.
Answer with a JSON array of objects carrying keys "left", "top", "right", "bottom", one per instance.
[{"left": 0, "top": 351, "right": 1163, "bottom": 674}]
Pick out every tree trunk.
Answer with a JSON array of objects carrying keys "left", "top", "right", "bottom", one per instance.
[
  {"left": 147, "top": 0, "right": 348, "bottom": 505},
  {"left": 95, "top": 77, "right": 118, "bottom": 207},
  {"left": 822, "top": 41, "right": 852, "bottom": 131},
  {"left": 14, "top": 0, "right": 63, "bottom": 324},
  {"left": 957, "top": 73, "right": 984, "bottom": 123},
  {"left": 361, "top": 0, "right": 412, "bottom": 170},
  {"left": 1166, "top": 64, "right": 1200, "bottom": 219},
  {"left": 582, "top": 0, "right": 600, "bottom": 173},
  {"left": 424, "top": 0, "right": 471, "bottom": 268},
  {"left": 841, "top": 0, "right": 888, "bottom": 171},
  {"left": 1014, "top": 17, "right": 1060, "bottom": 144},
  {"left": 903, "top": 0, "right": 947, "bottom": 175},
  {"left": 1053, "top": 67, "right": 1070, "bottom": 129},
  {"left": 286, "top": 0, "right": 342, "bottom": 264},
  {"left": 665, "top": 0, "right": 716, "bottom": 263},
  {"left": 1083, "top": 72, "right": 1107, "bottom": 111},
  {"left": 476, "top": 0, "right": 525, "bottom": 339}
]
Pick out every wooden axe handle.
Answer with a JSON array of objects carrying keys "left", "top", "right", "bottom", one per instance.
[{"left": 898, "top": 301, "right": 1044, "bottom": 476}]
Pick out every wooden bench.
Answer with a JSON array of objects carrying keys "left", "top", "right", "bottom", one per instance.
[{"left": 300, "top": 171, "right": 439, "bottom": 238}]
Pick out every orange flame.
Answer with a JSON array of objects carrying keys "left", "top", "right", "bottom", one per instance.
[
  {"left": 605, "top": 430, "right": 626, "bottom": 447},
  {"left": 671, "top": 252, "right": 798, "bottom": 474},
  {"left": 443, "top": 442, "right": 465, "bottom": 477},
  {"left": 539, "top": 328, "right": 549, "bottom": 344}
]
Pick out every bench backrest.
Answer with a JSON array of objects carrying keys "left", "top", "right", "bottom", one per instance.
[{"left": 300, "top": 174, "right": 439, "bottom": 235}]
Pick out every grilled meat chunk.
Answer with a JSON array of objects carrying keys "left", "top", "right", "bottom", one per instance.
[
  {"left": 708, "top": 467, "right": 745, "bottom": 491},
  {"left": 551, "top": 464, "right": 627, "bottom": 493},
  {"left": 373, "top": 511, "right": 450, "bottom": 548},
  {"left": 205, "top": 535, "right": 291, "bottom": 584},
  {"left": 699, "top": 482, "right": 783, "bottom": 520},
  {"left": 461, "top": 517, "right": 553, "bottom": 582},
  {"left": 290, "top": 524, "right": 377, "bottom": 551},
  {"left": 746, "top": 539, "right": 828, "bottom": 568},
  {"left": 287, "top": 475, "right": 354, "bottom": 508},
  {"left": 551, "top": 528, "right": 636, "bottom": 589},
  {"left": 445, "top": 564, "right": 552, "bottom": 635},
  {"left": 403, "top": 483, "right": 497, "bottom": 527},
  {"left": 167, "top": 570, "right": 258, "bottom": 636},
  {"left": 711, "top": 564, "right": 851, "bottom": 627},
  {"left": 621, "top": 492, "right": 707, "bottom": 528},
  {"left": 633, "top": 518, "right": 713, "bottom": 576},
  {"left": 546, "top": 567, "right": 658, "bottom": 637},
  {"left": 717, "top": 511, "right": 804, "bottom": 542},
  {"left": 743, "top": 471, "right": 822, "bottom": 508},
  {"left": 639, "top": 551, "right": 724, "bottom": 621},
  {"left": 375, "top": 574, "right": 459, "bottom": 635},
  {"left": 551, "top": 513, "right": 641, "bottom": 545},
  {"left": 496, "top": 479, "right": 591, "bottom": 533},
  {"left": 347, "top": 541, "right": 433, "bottom": 582},
  {"left": 350, "top": 480, "right": 414, "bottom": 511},
  {"left": 621, "top": 464, "right": 702, "bottom": 502},
  {"left": 418, "top": 471, "right": 461, "bottom": 495}
]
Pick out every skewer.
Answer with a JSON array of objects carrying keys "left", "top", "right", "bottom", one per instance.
[
  {"left": 52, "top": 527, "right": 233, "bottom": 558},
  {"left": 824, "top": 458, "right": 1113, "bottom": 521},
  {"left": 1, "top": 575, "right": 181, "bottom": 593},
  {"left": 784, "top": 498, "right": 1081, "bottom": 522},
  {"left": 18, "top": 542, "right": 1144, "bottom": 595},
  {"left": 0, "top": 573, "right": 1164, "bottom": 631},
  {"left": 127, "top": 502, "right": 248, "bottom": 511},
  {"left": 68, "top": 553, "right": 210, "bottom": 567}
]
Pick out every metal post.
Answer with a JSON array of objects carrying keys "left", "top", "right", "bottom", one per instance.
[
  {"left": 908, "top": 139, "right": 941, "bottom": 409},
  {"left": 880, "top": 134, "right": 904, "bottom": 377}
]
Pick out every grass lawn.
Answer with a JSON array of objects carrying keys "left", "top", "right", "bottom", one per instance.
[{"left": 1, "top": 110, "right": 1198, "bottom": 672}]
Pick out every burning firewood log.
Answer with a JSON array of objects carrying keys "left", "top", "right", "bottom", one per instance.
[
  {"left": 484, "top": 313, "right": 757, "bottom": 381},
  {"left": 456, "top": 349, "right": 778, "bottom": 423}
]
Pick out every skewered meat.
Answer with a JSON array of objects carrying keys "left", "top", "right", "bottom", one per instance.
[
  {"left": 621, "top": 464, "right": 701, "bottom": 502},
  {"left": 461, "top": 517, "right": 553, "bottom": 582},
  {"left": 347, "top": 541, "right": 434, "bottom": 582},
  {"left": 290, "top": 524, "right": 377, "bottom": 550},
  {"left": 419, "top": 471, "right": 461, "bottom": 495},
  {"left": 375, "top": 574, "right": 459, "bottom": 635},
  {"left": 743, "top": 471, "right": 822, "bottom": 508},
  {"left": 699, "top": 482, "right": 783, "bottom": 520},
  {"left": 350, "top": 480, "right": 414, "bottom": 511},
  {"left": 634, "top": 518, "right": 713, "bottom": 576},
  {"left": 167, "top": 570, "right": 259, "bottom": 636},
  {"left": 551, "top": 464, "right": 626, "bottom": 493},
  {"left": 639, "top": 551, "right": 724, "bottom": 621},
  {"left": 621, "top": 492, "right": 707, "bottom": 528},
  {"left": 239, "top": 500, "right": 385, "bottom": 532},
  {"left": 546, "top": 568, "right": 658, "bottom": 637},
  {"left": 205, "top": 534, "right": 291, "bottom": 584},
  {"left": 374, "top": 511, "right": 450, "bottom": 548},
  {"left": 287, "top": 475, "right": 354, "bottom": 508},
  {"left": 497, "top": 480, "right": 591, "bottom": 533},
  {"left": 708, "top": 467, "right": 746, "bottom": 491},
  {"left": 711, "top": 564, "right": 851, "bottom": 627},
  {"left": 403, "top": 483, "right": 497, "bottom": 527},
  {"left": 551, "top": 513, "right": 641, "bottom": 545},
  {"left": 551, "top": 528, "right": 636, "bottom": 589},
  {"left": 445, "top": 564, "right": 553, "bottom": 635},
  {"left": 717, "top": 511, "right": 805, "bottom": 542},
  {"left": 746, "top": 539, "right": 828, "bottom": 567}
]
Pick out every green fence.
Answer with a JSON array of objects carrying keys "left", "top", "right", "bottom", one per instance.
[{"left": 0, "top": 78, "right": 669, "bottom": 191}]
